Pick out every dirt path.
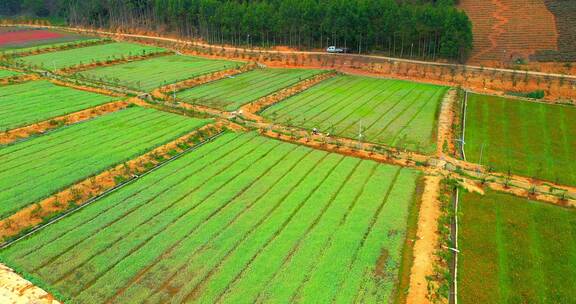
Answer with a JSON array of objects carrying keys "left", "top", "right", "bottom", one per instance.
[
  {"left": 437, "top": 89, "right": 457, "bottom": 157},
  {"left": 0, "top": 264, "right": 60, "bottom": 304},
  {"left": 3, "top": 24, "right": 574, "bottom": 80},
  {"left": 468, "top": 0, "right": 509, "bottom": 63},
  {"left": 406, "top": 175, "right": 442, "bottom": 304}
]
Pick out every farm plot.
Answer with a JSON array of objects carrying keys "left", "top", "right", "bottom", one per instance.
[
  {"left": 176, "top": 68, "right": 326, "bottom": 111},
  {"left": 464, "top": 93, "right": 576, "bottom": 185},
  {"left": 0, "top": 80, "right": 117, "bottom": 131},
  {"left": 458, "top": 190, "right": 576, "bottom": 304},
  {"left": 16, "top": 42, "right": 165, "bottom": 70},
  {"left": 262, "top": 75, "right": 447, "bottom": 154},
  {"left": 0, "top": 28, "right": 89, "bottom": 50},
  {"left": 0, "top": 132, "right": 421, "bottom": 304},
  {"left": 0, "top": 69, "right": 20, "bottom": 79},
  {"left": 0, "top": 106, "right": 210, "bottom": 219},
  {"left": 77, "top": 55, "right": 240, "bottom": 92}
]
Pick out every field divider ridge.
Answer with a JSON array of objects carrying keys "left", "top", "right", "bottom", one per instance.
[{"left": 0, "top": 125, "right": 227, "bottom": 244}]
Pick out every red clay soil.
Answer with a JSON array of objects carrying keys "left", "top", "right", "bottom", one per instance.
[
  {"left": 0, "top": 30, "right": 63, "bottom": 46},
  {"left": 0, "top": 123, "right": 225, "bottom": 241},
  {"left": 460, "top": 0, "right": 558, "bottom": 65},
  {"left": 0, "top": 101, "right": 130, "bottom": 145}
]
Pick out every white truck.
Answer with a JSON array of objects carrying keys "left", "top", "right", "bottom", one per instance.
[{"left": 326, "top": 46, "right": 345, "bottom": 53}]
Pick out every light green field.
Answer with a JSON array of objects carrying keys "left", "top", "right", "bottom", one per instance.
[
  {"left": 0, "top": 106, "right": 210, "bottom": 219},
  {"left": 0, "top": 69, "right": 20, "bottom": 79},
  {"left": 262, "top": 75, "right": 447, "bottom": 153},
  {"left": 459, "top": 190, "right": 576, "bottom": 304},
  {"left": 464, "top": 93, "right": 576, "bottom": 185},
  {"left": 77, "top": 55, "right": 241, "bottom": 91},
  {"left": 0, "top": 80, "right": 117, "bottom": 131},
  {"left": 16, "top": 42, "right": 166, "bottom": 70},
  {"left": 177, "top": 68, "right": 326, "bottom": 111},
  {"left": 0, "top": 132, "right": 420, "bottom": 304}
]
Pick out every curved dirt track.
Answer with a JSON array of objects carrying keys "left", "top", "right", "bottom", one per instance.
[{"left": 460, "top": 0, "right": 558, "bottom": 64}]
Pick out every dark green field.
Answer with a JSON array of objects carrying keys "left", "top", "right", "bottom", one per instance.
[
  {"left": 458, "top": 190, "right": 576, "bottom": 304},
  {"left": 464, "top": 93, "right": 576, "bottom": 185}
]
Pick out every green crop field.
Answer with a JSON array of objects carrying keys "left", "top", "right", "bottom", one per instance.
[
  {"left": 0, "top": 106, "right": 209, "bottom": 219},
  {"left": 262, "top": 75, "right": 447, "bottom": 154},
  {"left": 464, "top": 93, "right": 576, "bottom": 185},
  {"left": 0, "top": 69, "right": 20, "bottom": 78},
  {"left": 77, "top": 54, "right": 240, "bottom": 91},
  {"left": 0, "top": 80, "right": 117, "bottom": 131},
  {"left": 176, "top": 68, "right": 326, "bottom": 111},
  {"left": 0, "top": 132, "right": 421, "bottom": 304},
  {"left": 458, "top": 190, "right": 576, "bottom": 304},
  {"left": 16, "top": 42, "right": 166, "bottom": 70}
]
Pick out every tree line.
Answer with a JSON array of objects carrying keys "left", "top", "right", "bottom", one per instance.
[{"left": 1, "top": 0, "right": 473, "bottom": 61}]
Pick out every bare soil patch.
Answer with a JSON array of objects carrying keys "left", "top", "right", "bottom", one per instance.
[{"left": 0, "top": 264, "right": 60, "bottom": 304}]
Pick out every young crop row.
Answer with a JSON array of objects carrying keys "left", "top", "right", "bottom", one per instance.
[
  {"left": 464, "top": 93, "right": 576, "bottom": 186},
  {"left": 262, "top": 75, "right": 447, "bottom": 154},
  {"left": 77, "top": 55, "right": 241, "bottom": 92},
  {"left": 0, "top": 133, "right": 420, "bottom": 304},
  {"left": 16, "top": 42, "right": 166, "bottom": 71},
  {"left": 0, "top": 69, "right": 20, "bottom": 79},
  {"left": 0, "top": 106, "right": 210, "bottom": 219},
  {"left": 458, "top": 190, "right": 576, "bottom": 304},
  {"left": 176, "top": 68, "right": 325, "bottom": 111},
  {"left": 0, "top": 80, "right": 118, "bottom": 131}
]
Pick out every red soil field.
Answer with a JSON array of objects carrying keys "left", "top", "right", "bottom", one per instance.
[
  {"left": 459, "top": 0, "right": 558, "bottom": 65},
  {"left": 0, "top": 30, "right": 64, "bottom": 46}
]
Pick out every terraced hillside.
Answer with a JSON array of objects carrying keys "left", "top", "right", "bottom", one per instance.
[{"left": 459, "top": 0, "right": 558, "bottom": 64}]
